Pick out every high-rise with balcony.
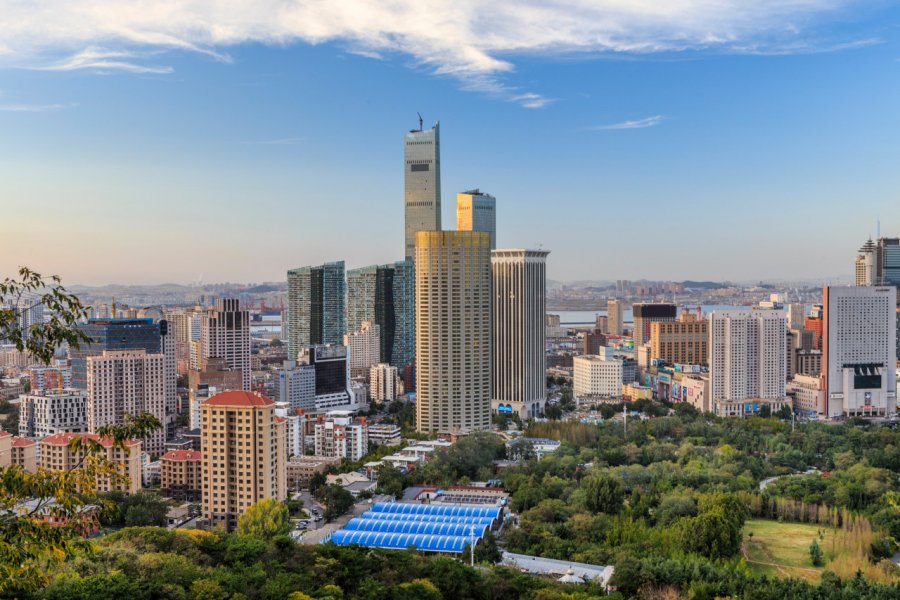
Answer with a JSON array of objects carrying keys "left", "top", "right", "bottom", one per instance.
[
  {"left": 456, "top": 190, "right": 497, "bottom": 250},
  {"left": 346, "top": 260, "right": 414, "bottom": 369},
  {"left": 404, "top": 121, "right": 441, "bottom": 259},
  {"left": 491, "top": 249, "right": 549, "bottom": 419},
  {"left": 286, "top": 261, "right": 346, "bottom": 361},
  {"left": 200, "top": 390, "right": 286, "bottom": 531},
  {"left": 650, "top": 312, "right": 708, "bottom": 366},
  {"left": 415, "top": 231, "right": 491, "bottom": 433},
  {"left": 201, "top": 299, "right": 251, "bottom": 391},
  {"left": 87, "top": 349, "right": 167, "bottom": 454}
]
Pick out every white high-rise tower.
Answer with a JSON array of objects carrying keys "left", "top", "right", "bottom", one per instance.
[{"left": 404, "top": 120, "right": 441, "bottom": 259}]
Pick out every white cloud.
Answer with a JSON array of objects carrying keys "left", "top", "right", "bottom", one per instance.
[
  {"left": 0, "top": 1, "right": 863, "bottom": 106},
  {"left": 0, "top": 103, "right": 64, "bottom": 112},
  {"left": 592, "top": 115, "right": 665, "bottom": 130}
]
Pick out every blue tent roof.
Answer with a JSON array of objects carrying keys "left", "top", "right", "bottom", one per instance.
[
  {"left": 330, "top": 530, "right": 473, "bottom": 553},
  {"left": 354, "top": 512, "right": 495, "bottom": 526},
  {"left": 370, "top": 502, "right": 501, "bottom": 519},
  {"left": 343, "top": 518, "right": 489, "bottom": 538}
]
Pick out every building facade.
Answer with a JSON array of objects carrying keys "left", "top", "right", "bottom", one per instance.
[
  {"left": 573, "top": 355, "right": 623, "bottom": 400},
  {"left": 87, "top": 349, "right": 167, "bottom": 455},
  {"left": 346, "top": 261, "right": 415, "bottom": 369},
  {"left": 456, "top": 190, "right": 497, "bottom": 250},
  {"left": 415, "top": 231, "right": 492, "bottom": 433},
  {"left": 404, "top": 121, "right": 441, "bottom": 259},
  {"left": 160, "top": 449, "right": 202, "bottom": 501},
  {"left": 286, "top": 261, "right": 346, "bottom": 360},
  {"left": 313, "top": 412, "right": 368, "bottom": 461},
  {"left": 39, "top": 433, "right": 142, "bottom": 494},
  {"left": 822, "top": 286, "right": 897, "bottom": 418},
  {"left": 273, "top": 360, "right": 316, "bottom": 412},
  {"left": 370, "top": 363, "right": 399, "bottom": 402},
  {"left": 201, "top": 299, "right": 251, "bottom": 391},
  {"left": 632, "top": 304, "right": 677, "bottom": 347},
  {"left": 650, "top": 313, "right": 708, "bottom": 366},
  {"left": 298, "top": 345, "right": 356, "bottom": 410},
  {"left": 491, "top": 249, "right": 549, "bottom": 419},
  {"left": 607, "top": 299, "right": 624, "bottom": 336},
  {"left": 344, "top": 321, "right": 381, "bottom": 378},
  {"left": 18, "top": 389, "right": 87, "bottom": 438},
  {"left": 200, "top": 390, "right": 286, "bottom": 531}
]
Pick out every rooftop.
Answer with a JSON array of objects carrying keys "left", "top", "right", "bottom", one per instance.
[
  {"left": 40, "top": 432, "right": 141, "bottom": 447},
  {"left": 203, "top": 390, "right": 273, "bottom": 408},
  {"left": 161, "top": 450, "right": 202, "bottom": 462}
]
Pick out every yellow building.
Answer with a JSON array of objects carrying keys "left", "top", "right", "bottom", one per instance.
[
  {"left": 201, "top": 390, "right": 286, "bottom": 531},
  {"left": 0, "top": 430, "right": 37, "bottom": 472},
  {"left": 39, "top": 432, "right": 142, "bottom": 494},
  {"left": 160, "top": 449, "right": 203, "bottom": 501},
  {"left": 622, "top": 383, "right": 653, "bottom": 401},
  {"left": 415, "top": 231, "right": 492, "bottom": 434},
  {"left": 650, "top": 313, "right": 708, "bottom": 366}
]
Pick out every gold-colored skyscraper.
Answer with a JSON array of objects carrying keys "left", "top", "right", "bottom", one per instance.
[
  {"left": 201, "top": 390, "right": 286, "bottom": 531},
  {"left": 415, "top": 231, "right": 492, "bottom": 433}
]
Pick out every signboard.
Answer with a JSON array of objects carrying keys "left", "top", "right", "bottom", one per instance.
[{"left": 658, "top": 373, "right": 671, "bottom": 384}]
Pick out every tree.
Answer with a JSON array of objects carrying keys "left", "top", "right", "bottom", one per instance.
[
  {"left": 269, "top": 338, "right": 284, "bottom": 347},
  {"left": 810, "top": 538, "right": 824, "bottom": 566},
  {"left": 309, "top": 471, "right": 327, "bottom": 495},
  {"left": 0, "top": 267, "right": 90, "bottom": 364},
  {"left": 375, "top": 464, "right": 405, "bottom": 499},
  {"left": 100, "top": 491, "right": 169, "bottom": 527},
  {"left": 237, "top": 498, "right": 292, "bottom": 538},
  {"left": 0, "top": 412, "right": 161, "bottom": 595},
  {"left": 758, "top": 405, "right": 772, "bottom": 418},
  {"left": 583, "top": 473, "right": 625, "bottom": 514},
  {"left": 319, "top": 485, "right": 355, "bottom": 521},
  {"left": 610, "top": 555, "right": 647, "bottom": 597},
  {"left": 544, "top": 403, "right": 563, "bottom": 420}
]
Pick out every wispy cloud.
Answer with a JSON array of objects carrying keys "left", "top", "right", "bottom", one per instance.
[
  {"left": 592, "top": 115, "right": 666, "bottom": 130},
  {"left": 0, "top": 103, "right": 64, "bottom": 112},
  {"left": 0, "top": 1, "right": 866, "bottom": 105},
  {"left": 32, "top": 48, "right": 174, "bottom": 74}
]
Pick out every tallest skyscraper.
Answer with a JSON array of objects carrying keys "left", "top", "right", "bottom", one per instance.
[{"left": 404, "top": 120, "right": 441, "bottom": 259}]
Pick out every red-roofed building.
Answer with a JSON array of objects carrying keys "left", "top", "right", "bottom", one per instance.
[
  {"left": 160, "top": 449, "right": 202, "bottom": 501},
  {"left": 39, "top": 432, "right": 143, "bottom": 494},
  {"left": 0, "top": 431, "right": 37, "bottom": 472},
  {"left": 201, "top": 390, "right": 286, "bottom": 530}
]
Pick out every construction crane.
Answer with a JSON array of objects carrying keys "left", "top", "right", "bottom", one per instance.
[{"left": 417, "top": 112, "right": 423, "bottom": 131}]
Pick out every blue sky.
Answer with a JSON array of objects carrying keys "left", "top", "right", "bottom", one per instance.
[{"left": 1, "top": 1, "right": 899, "bottom": 285}]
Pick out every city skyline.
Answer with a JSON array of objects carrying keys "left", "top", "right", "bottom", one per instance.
[{"left": 2, "top": 2, "right": 900, "bottom": 284}]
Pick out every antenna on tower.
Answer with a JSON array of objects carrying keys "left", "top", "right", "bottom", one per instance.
[
  {"left": 877, "top": 217, "right": 880, "bottom": 239},
  {"left": 417, "top": 112, "right": 423, "bottom": 131}
]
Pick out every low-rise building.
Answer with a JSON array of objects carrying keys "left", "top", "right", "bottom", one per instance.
[
  {"left": 681, "top": 375, "right": 710, "bottom": 413},
  {"left": 39, "top": 432, "right": 142, "bottom": 494},
  {"left": 788, "top": 374, "right": 823, "bottom": 417},
  {"left": 0, "top": 430, "right": 37, "bottom": 472},
  {"left": 573, "top": 355, "right": 623, "bottom": 400},
  {"left": 314, "top": 411, "right": 368, "bottom": 461},
  {"left": 17, "top": 389, "right": 87, "bottom": 439},
  {"left": 367, "top": 423, "right": 401, "bottom": 447},
  {"left": 160, "top": 449, "right": 203, "bottom": 501},
  {"left": 622, "top": 383, "right": 653, "bottom": 401},
  {"left": 285, "top": 455, "right": 340, "bottom": 490}
]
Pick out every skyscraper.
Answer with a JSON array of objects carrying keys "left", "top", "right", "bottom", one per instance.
[
  {"left": 856, "top": 238, "right": 877, "bottom": 286},
  {"left": 632, "top": 303, "right": 677, "bottom": 347},
  {"left": 456, "top": 190, "right": 497, "bottom": 250},
  {"left": 404, "top": 121, "right": 441, "bottom": 259},
  {"left": 415, "top": 231, "right": 491, "bottom": 433},
  {"left": 71, "top": 319, "right": 162, "bottom": 389},
  {"left": 286, "top": 261, "right": 346, "bottom": 360},
  {"left": 347, "top": 260, "right": 415, "bottom": 369},
  {"left": 607, "top": 299, "right": 624, "bottom": 336},
  {"left": 201, "top": 390, "right": 286, "bottom": 531},
  {"left": 822, "top": 286, "right": 897, "bottom": 418},
  {"left": 87, "top": 349, "right": 167, "bottom": 454},
  {"left": 491, "top": 249, "right": 549, "bottom": 419},
  {"left": 201, "top": 299, "right": 251, "bottom": 390},
  {"left": 708, "top": 307, "right": 788, "bottom": 417}
]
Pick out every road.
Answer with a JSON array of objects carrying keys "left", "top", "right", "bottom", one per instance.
[{"left": 296, "top": 494, "right": 392, "bottom": 545}]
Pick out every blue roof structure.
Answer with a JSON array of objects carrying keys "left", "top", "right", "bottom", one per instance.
[
  {"left": 343, "top": 518, "right": 489, "bottom": 538},
  {"left": 330, "top": 530, "right": 472, "bottom": 553},
  {"left": 355, "top": 512, "right": 495, "bottom": 526},
  {"left": 369, "top": 502, "right": 501, "bottom": 519}
]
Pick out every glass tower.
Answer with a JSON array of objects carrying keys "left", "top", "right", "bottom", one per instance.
[
  {"left": 346, "top": 260, "right": 414, "bottom": 369},
  {"left": 70, "top": 319, "right": 161, "bottom": 389},
  {"left": 286, "top": 261, "right": 346, "bottom": 361}
]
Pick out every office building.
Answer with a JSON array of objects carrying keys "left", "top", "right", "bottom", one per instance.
[
  {"left": 201, "top": 299, "right": 250, "bottom": 391},
  {"left": 86, "top": 349, "right": 168, "bottom": 455},
  {"left": 415, "top": 231, "right": 491, "bottom": 433},
  {"left": 344, "top": 321, "right": 381, "bottom": 378},
  {"left": 404, "top": 120, "right": 441, "bottom": 259},
  {"left": 40, "top": 433, "right": 142, "bottom": 494},
  {"left": 650, "top": 312, "right": 708, "bottom": 366},
  {"left": 160, "top": 449, "right": 202, "bottom": 501},
  {"left": 857, "top": 236, "right": 900, "bottom": 287},
  {"left": 822, "top": 286, "right": 897, "bottom": 418},
  {"left": 273, "top": 360, "right": 316, "bottom": 412},
  {"left": 314, "top": 411, "right": 368, "bottom": 461},
  {"left": 491, "top": 249, "right": 549, "bottom": 419},
  {"left": 0, "top": 431, "right": 37, "bottom": 472},
  {"left": 787, "top": 303, "right": 806, "bottom": 330},
  {"left": 856, "top": 239, "right": 877, "bottom": 286},
  {"left": 632, "top": 303, "right": 677, "bottom": 347},
  {"left": 298, "top": 345, "right": 356, "bottom": 410},
  {"left": 347, "top": 260, "right": 415, "bottom": 369},
  {"left": 456, "top": 190, "right": 497, "bottom": 249},
  {"left": 789, "top": 374, "right": 824, "bottom": 417},
  {"left": 370, "top": 363, "right": 399, "bottom": 402},
  {"left": 708, "top": 307, "right": 789, "bottom": 417},
  {"left": 70, "top": 319, "right": 162, "bottom": 390},
  {"left": 573, "top": 355, "right": 623, "bottom": 400},
  {"left": 607, "top": 299, "right": 624, "bottom": 336},
  {"left": 17, "top": 389, "right": 87, "bottom": 438},
  {"left": 200, "top": 390, "right": 286, "bottom": 531},
  {"left": 595, "top": 315, "right": 609, "bottom": 333},
  {"left": 583, "top": 330, "right": 607, "bottom": 356},
  {"left": 286, "top": 261, "right": 346, "bottom": 360}
]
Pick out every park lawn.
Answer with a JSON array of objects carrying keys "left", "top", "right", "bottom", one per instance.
[{"left": 743, "top": 519, "right": 833, "bottom": 582}]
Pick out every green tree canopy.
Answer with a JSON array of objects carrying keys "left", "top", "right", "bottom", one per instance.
[{"left": 236, "top": 498, "right": 292, "bottom": 538}]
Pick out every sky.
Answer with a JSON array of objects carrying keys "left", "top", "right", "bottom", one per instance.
[{"left": 1, "top": 1, "right": 899, "bottom": 285}]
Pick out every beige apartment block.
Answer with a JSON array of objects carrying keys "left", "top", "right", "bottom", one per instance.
[{"left": 39, "top": 432, "right": 142, "bottom": 494}]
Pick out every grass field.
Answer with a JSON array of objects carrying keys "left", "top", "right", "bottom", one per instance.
[{"left": 742, "top": 519, "right": 833, "bottom": 582}]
